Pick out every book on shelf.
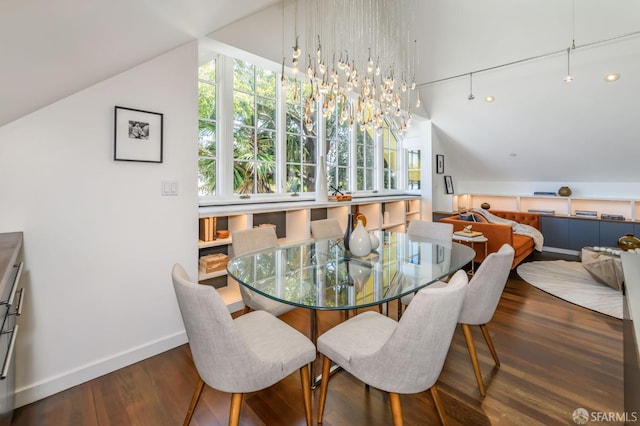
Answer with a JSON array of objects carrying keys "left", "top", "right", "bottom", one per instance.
[
  {"left": 528, "top": 209, "right": 555, "bottom": 215},
  {"left": 533, "top": 191, "right": 557, "bottom": 196},
  {"left": 454, "top": 230, "right": 484, "bottom": 238},
  {"left": 198, "top": 217, "right": 218, "bottom": 242},
  {"left": 575, "top": 210, "right": 597, "bottom": 217},
  {"left": 601, "top": 214, "right": 625, "bottom": 221}
]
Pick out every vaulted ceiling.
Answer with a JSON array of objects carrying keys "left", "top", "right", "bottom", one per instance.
[{"left": 3, "top": 0, "right": 639, "bottom": 184}]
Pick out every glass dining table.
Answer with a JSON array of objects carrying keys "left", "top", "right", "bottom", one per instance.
[{"left": 227, "top": 230, "right": 475, "bottom": 386}]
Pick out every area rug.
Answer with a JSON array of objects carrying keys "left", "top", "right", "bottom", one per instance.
[{"left": 517, "top": 260, "right": 623, "bottom": 319}]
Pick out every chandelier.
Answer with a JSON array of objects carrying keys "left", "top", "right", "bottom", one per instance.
[{"left": 288, "top": 0, "right": 419, "bottom": 136}]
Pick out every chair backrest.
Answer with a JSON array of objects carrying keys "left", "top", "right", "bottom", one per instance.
[
  {"left": 351, "top": 270, "right": 469, "bottom": 393},
  {"left": 231, "top": 226, "right": 279, "bottom": 257},
  {"left": 407, "top": 220, "right": 453, "bottom": 241},
  {"left": 172, "top": 263, "right": 264, "bottom": 391},
  {"left": 310, "top": 218, "right": 343, "bottom": 239},
  {"left": 459, "top": 243, "right": 515, "bottom": 325}
]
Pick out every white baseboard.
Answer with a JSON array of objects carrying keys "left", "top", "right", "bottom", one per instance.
[
  {"left": 14, "top": 331, "right": 188, "bottom": 408},
  {"left": 543, "top": 246, "right": 580, "bottom": 256}
]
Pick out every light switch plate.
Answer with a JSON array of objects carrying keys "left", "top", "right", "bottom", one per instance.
[{"left": 161, "top": 180, "right": 178, "bottom": 196}]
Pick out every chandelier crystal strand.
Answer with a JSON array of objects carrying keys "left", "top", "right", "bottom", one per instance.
[{"left": 294, "top": 0, "right": 417, "bottom": 136}]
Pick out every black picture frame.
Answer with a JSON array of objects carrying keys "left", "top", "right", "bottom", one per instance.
[
  {"left": 114, "top": 106, "right": 163, "bottom": 163},
  {"left": 436, "top": 154, "right": 444, "bottom": 174},
  {"left": 444, "top": 175, "right": 454, "bottom": 194}
]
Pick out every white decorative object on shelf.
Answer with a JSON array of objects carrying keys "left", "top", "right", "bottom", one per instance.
[
  {"left": 316, "top": 155, "right": 328, "bottom": 202},
  {"left": 369, "top": 232, "right": 380, "bottom": 251},
  {"left": 349, "top": 219, "right": 372, "bottom": 257}
]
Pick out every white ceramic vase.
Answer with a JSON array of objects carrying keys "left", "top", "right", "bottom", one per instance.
[
  {"left": 349, "top": 219, "right": 372, "bottom": 257},
  {"left": 316, "top": 155, "right": 328, "bottom": 202},
  {"left": 369, "top": 232, "right": 380, "bottom": 250}
]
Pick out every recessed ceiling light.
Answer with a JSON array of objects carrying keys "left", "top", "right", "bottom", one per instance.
[
  {"left": 604, "top": 73, "right": 620, "bottom": 82},
  {"left": 485, "top": 96, "right": 495, "bottom": 103}
]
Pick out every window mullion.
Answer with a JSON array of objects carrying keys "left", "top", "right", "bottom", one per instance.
[
  {"left": 375, "top": 127, "right": 383, "bottom": 192},
  {"left": 276, "top": 76, "right": 286, "bottom": 195},
  {"left": 217, "top": 55, "right": 234, "bottom": 199}
]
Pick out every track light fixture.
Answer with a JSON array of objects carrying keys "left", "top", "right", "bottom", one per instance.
[{"left": 564, "top": 47, "right": 574, "bottom": 83}]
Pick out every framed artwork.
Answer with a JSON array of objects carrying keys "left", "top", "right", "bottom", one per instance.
[
  {"left": 436, "top": 154, "right": 444, "bottom": 174},
  {"left": 444, "top": 175, "right": 454, "bottom": 194},
  {"left": 114, "top": 106, "right": 163, "bottom": 163}
]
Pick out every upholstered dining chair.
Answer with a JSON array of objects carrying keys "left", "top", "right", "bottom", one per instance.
[
  {"left": 407, "top": 219, "right": 454, "bottom": 241},
  {"left": 171, "top": 263, "right": 315, "bottom": 426},
  {"left": 316, "top": 270, "right": 469, "bottom": 426},
  {"left": 310, "top": 218, "right": 343, "bottom": 239},
  {"left": 231, "top": 227, "right": 295, "bottom": 316},
  {"left": 458, "top": 243, "right": 514, "bottom": 396},
  {"left": 398, "top": 220, "right": 455, "bottom": 317}
]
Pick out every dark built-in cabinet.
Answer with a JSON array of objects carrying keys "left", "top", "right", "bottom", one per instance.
[{"left": 540, "top": 215, "right": 638, "bottom": 251}]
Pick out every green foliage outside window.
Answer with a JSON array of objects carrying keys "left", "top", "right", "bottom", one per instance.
[
  {"left": 198, "top": 61, "right": 216, "bottom": 196},
  {"left": 232, "top": 59, "right": 277, "bottom": 194}
]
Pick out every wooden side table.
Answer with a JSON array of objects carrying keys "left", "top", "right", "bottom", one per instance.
[{"left": 452, "top": 234, "right": 488, "bottom": 275}]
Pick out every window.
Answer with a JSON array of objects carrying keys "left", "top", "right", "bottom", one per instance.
[
  {"left": 326, "top": 99, "right": 350, "bottom": 194},
  {"left": 232, "top": 59, "right": 277, "bottom": 194},
  {"left": 355, "top": 125, "right": 375, "bottom": 191},
  {"left": 407, "top": 150, "right": 421, "bottom": 190},
  {"left": 198, "top": 60, "right": 216, "bottom": 196},
  {"left": 197, "top": 49, "right": 421, "bottom": 203},
  {"left": 285, "top": 78, "right": 317, "bottom": 193},
  {"left": 382, "top": 122, "right": 399, "bottom": 190}
]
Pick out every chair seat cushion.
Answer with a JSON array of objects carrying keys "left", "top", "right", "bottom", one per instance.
[
  {"left": 318, "top": 311, "right": 397, "bottom": 368},
  {"left": 234, "top": 310, "right": 315, "bottom": 389}
]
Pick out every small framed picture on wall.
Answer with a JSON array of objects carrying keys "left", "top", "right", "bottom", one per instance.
[
  {"left": 436, "top": 154, "right": 444, "bottom": 174},
  {"left": 444, "top": 175, "right": 454, "bottom": 194}
]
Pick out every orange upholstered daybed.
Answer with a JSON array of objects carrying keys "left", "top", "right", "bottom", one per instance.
[{"left": 440, "top": 209, "right": 542, "bottom": 269}]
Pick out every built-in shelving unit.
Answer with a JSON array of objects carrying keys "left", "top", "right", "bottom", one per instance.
[
  {"left": 455, "top": 193, "right": 639, "bottom": 221},
  {"left": 198, "top": 195, "right": 422, "bottom": 312},
  {"left": 453, "top": 193, "right": 640, "bottom": 253}
]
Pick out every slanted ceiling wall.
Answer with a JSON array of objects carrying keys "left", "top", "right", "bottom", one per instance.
[{"left": 0, "top": 42, "right": 198, "bottom": 406}]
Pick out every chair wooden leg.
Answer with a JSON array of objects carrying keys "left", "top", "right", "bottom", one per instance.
[
  {"left": 480, "top": 324, "right": 500, "bottom": 366},
  {"left": 461, "top": 323, "right": 486, "bottom": 397},
  {"left": 430, "top": 386, "right": 449, "bottom": 426},
  {"left": 183, "top": 377, "right": 205, "bottom": 426},
  {"left": 317, "top": 356, "right": 332, "bottom": 424},
  {"left": 299, "top": 366, "right": 313, "bottom": 426},
  {"left": 388, "top": 392, "right": 404, "bottom": 426},
  {"left": 229, "top": 393, "right": 243, "bottom": 426}
]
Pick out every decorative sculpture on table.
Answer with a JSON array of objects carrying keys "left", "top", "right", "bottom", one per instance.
[
  {"left": 343, "top": 213, "right": 354, "bottom": 250},
  {"left": 618, "top": 234, "right": 640, "bottom": 251},
  {"left": 349, "top": 219, "right": 372, "bottom": 257}
]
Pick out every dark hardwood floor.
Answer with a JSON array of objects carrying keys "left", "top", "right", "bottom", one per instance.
[{"left": 13, "top": 253, "right": 624, "bottom": 425}]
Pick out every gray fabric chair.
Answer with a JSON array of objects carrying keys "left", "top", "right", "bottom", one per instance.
[
  {"left": 316, "top": 270, "right": 469, "bottom": 425},
  {"left": 399, "top": 220, "right": 454, "bottom": 312},
  {"left": 407, "top": 219, "right": 454, "bottom": 241},
  {"left": 231, "top": 226, "right": 295, "bottom": 316},
  {"left": 310, "top": 218, "right": 343, "bottom": 239},
  {"left": 171, "top": 263, "right": 315, "bottom": 426},
  {"left": 459, "top": 243, "right": 515, "bottom": 396}
]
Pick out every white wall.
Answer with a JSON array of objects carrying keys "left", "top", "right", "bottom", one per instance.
[{"left": 0, "top": 41, "right": 199, "bottom": 406}]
